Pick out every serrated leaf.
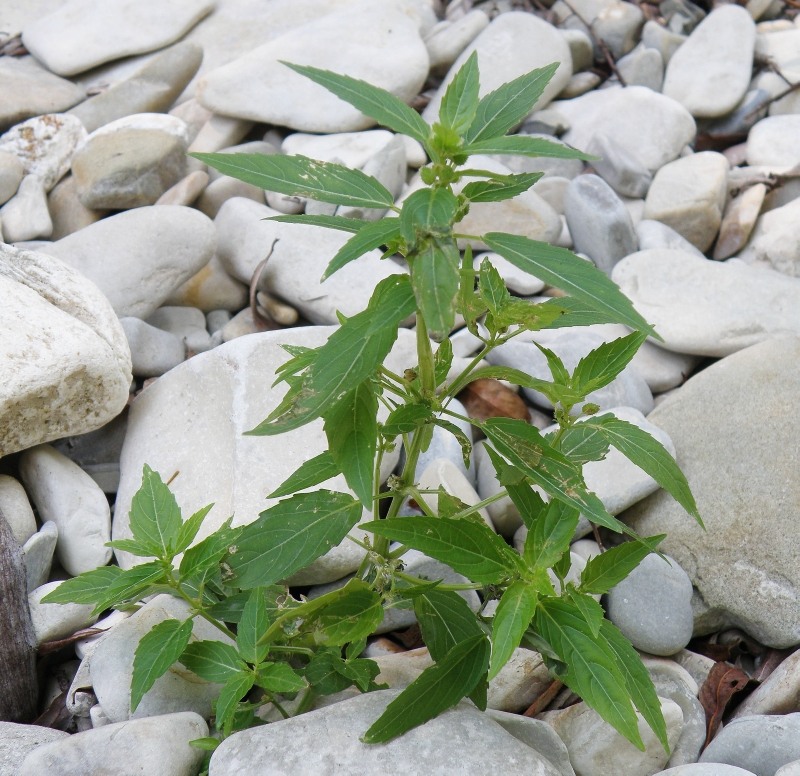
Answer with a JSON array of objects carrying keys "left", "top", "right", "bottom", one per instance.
[
  {"left": 40, "top": 566, "right": 123, "bottom": 605},
  {"left": 572, "top": 332, "right": 647, "bottom": 397},
  {"left": 434, "top": 337, "right": 453, "bottom": 387},
  {"left": 322, "top": 217, "right": 403, "bottom": 280},
  {"left": 382, "top": 403, "right": 432, "bottom": 437},
  {"left": 255, "top": 662, "right": 307, "bottom": 694},
  {"left": 268, "top": 452, "right": 341, "bottom": 499},
  {"left": 463, "top": 134, "right": 591, "bottom": 160},
  {"left": 410, "top": 236, "right": 460, "bottom": 339},
  {"left": 489, "top": 580, "right": 539, "bottom": 680},
  {"left": 181, "top": 640, "right": 245, "bottom": 683},
  {"left": 94, "top": 562, "right": 167, "bottom": 613},
  {"left": 361, "top": 517, "right": 520, "bottom": 584},
  {"left": 178, "top": 519, "right": 242, "bottom": 583},
  {"left": 534, "top": 598, "right": 644, "bottom": 749},
  {"left": 556, "top": 424, "right": 610, "bottom": 466},
  {"left": 439, "top": 51, "right": 479, "bottom": 134},
  {"left": 431, "top": 417, "right": 472, "bottom": 469},
  {"left": 283, "top": 62, "right": 431, "bottom": 145},
  {"left": 584, "top": 415, "right": 702, "bottom": 525},
  {"left": 324, "top": 381, "right": 378, "bottom": 508},
  {"left": 131, "top": 618, "right": 193, "bottom": 712},
  {"left": 174, "top": 504, "right": 214, "bottom": 555},
  {"left": 362, "top": 634, "right": 489, "bottom": 743},
  {"left": 192, "top": 152, "right": 395, "bottom": 210},
  {"left": 534, "top": 341, "right": 570, "bottom": 387},
  {"left": 311, "top": 579, "right": 383, "bottom": 645},
  {"left": 484, "top": 233, "right": 657, "bottom": 337},
  {"left": 478, "top": 258, "right": 509, "bottom": 317},
  {"left": 214, "top": 670, "right": 255, "bottom": 734},
  {"left": 400, "top": 188, "right": 459, "bottom": 243},
  {"left": 237, "top": 588, "right": 271, "bottom": 664},
  {"left": 579, "top": 538, "right": 665, "bottom": 595},
  {"left": 228, "top": 491, "right": 363, "bottom": 589},
  {"left": 523, "top": 498, "right": 581, "bottom": 572},
  {"left": 565, "top": 587, "right": 604, "bottom": 638},
  {"left": 413, "top": 588, "right": 484, "bottom": 663},
  {"left": 269, "top": 214, "right": 365, "bottom": 233},
  {"left": 305, "top": 649, "right": 380, "bottom": 695},
  {"left": 105, "top": 538, "right": 155, "bottom": 557},
  {"left": 129, "top": 464, "right": 182, "bottom": 558},
  {"left": 462, "top": 171, "right": 544, "bottom": 203},
  {"left": 535, "top": 296, "right": 625, "bottom": 328}
]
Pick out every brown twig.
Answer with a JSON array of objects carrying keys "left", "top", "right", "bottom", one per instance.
[
  {"left": 522, "top": 679, "right": 564, "bottom": 717},
  {"left": 249, "top": 239, "right": 280, "bottom": 330}
]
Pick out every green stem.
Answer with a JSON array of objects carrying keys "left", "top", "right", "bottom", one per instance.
[
  {"left": 447, "top": 490, "right": 510, "bottom": 520},
  {"left": 394, "top": 572, "right": 483, "bottom": 591}
]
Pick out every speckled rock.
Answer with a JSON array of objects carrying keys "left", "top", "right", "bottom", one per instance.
[{"left": 0, "top": 722, "right": 69, "bottom": 776}]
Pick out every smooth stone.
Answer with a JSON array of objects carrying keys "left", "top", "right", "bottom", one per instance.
[
  {"left": 739, "top": 194, "right": 800, "bottom": 277},
  {"left": 424, "top": 10, "right": 490, "bottom": 70},
  {"left": 663, "top": 5, "right": 755, "bottom": 118},
  {"left": 777, "top": 763, "right": 800, "bottom": 776},
  {"left": 282, "top": 129, "right": 398, "bottom": 172},
  {"left": 474, "top": 251, "right": 545, "bottom": 296},
  {"left": 155, "top": 170, "right": 208, "bottom": 207},
  {"left": 206, "top": 309, "right": 231, "bottom": 335},
  {"left": 0, "top": 244, "right": 132, "bottom": 456},
  {"left": 532, "top": 177, "right": 570, "bottom": 213},
  {"left": 0, "top": 151, "right": 24, "bottom": 205},
  {"left": 624, "top": 337, "right": 800, "bottom": 648},
  {"left": 754, "top": 28, "right": 800, "bottom": 82},
  {"left": 539, "top": 698, "right": 683, "bottom": 776},
  {"left": 0, "top": 174, "right": 52, "bottom": 242},
  {"left": 220, "top": 308, "right": 266, "bottom": 342},
  {"left": 733, "top": 648, "right": 800, "bottom": 717},
  {"left": 412, "top": 397, "right": 474, "bottom": 483},
  {"left": 423, "top": 12, "right": 572, "bottom": 126},
  {"left": 564, "top": 174, "right": 637, "bottom": 274},
  {"left": 746, "top": 115, "right": 800, "bottom": 169},
  {"left": 28, "top": 581, "right": 98, "bottom": 645},
  {"left": 0, "top": 722, "right": 69, "bottom": 776},
  {"left": 656, "top": 767, "right": 757, "bottom": 775},
  {"left": 559, "top": 71, "right": 601, "bottom": 99},
  {"left": 552, "top": 0, "right": 643, "bottom": 59},
  {"left": 587, "top": 133, "right": 653, "bottom": 199},
  {"left": 672, "top": 649, "right": 716, "bottom": 689},
  {"left": 616, "top": 44, "right": 664, "bottom": 91},
  {"left": 606, "top": 553, "right": 694, "bottom": 656},
  {"left": 415, "top": 458, "right": 487, "bottom": 525},
  {"left": 556, "top": 86, "right": 696, "bottom": 174},
  {"left": 19, "top": 712, "right": 207, "bottom": 776},
  {"left": 163, "top": 254, "right": 248, "bottom": 312},
  {"left": 612, "top": 250, "right": 800, "bottom": 356},
  {"left": 195, "top": 175, "right": 265, "bottom": 218},
  {"left": 188, "top": 114, "right": 254, "bottom": 154},
  {"left": 119, "top": 318, "right": 186, "bottom": 378},
  {"left": 641, "top": 19, "right": 687, "bottom": 62},
  {"left": 0, "top": 56, "right": 84, "bottom": 130},
  {"left": 22, "top": 0, "right": 214, "bottom": 77},
  {"left": 643, "top": 151, "right": 728, "bottom": 252},
  {"left": 0, "top": 476, "right": 37, "bottom": 546},
  {"left": 702, "top": 88, "right": 770, "bottom": 143},
  {"left": 67, "top": 42, "right": 203, "bottom": 133},
  {"left": 559, "top": 29, "right": 593, "bottom": 73},
  {"left": 21, "top": 522, "right": 58, "bottom": 592},
  {"left": 0, "top": 113, "right": 86, "bottom": 192},
  {"left": 699, "top": 714, "right": 800, "bottom": 776},
  {"left": 47, "top": 175, "right": 106, "bottom": 240},
  {"left": 45, "top": 205, "right": 216, "bottom": 318},
  {"left": 197, "top": 3, "right": 428, "bottom": 133},
  {"left": 636, "top": 220, "right": 705, "bottom": 258},
  {"left": 214, "top": 197, "right": 405, "bottom": 324},
  {"left": 713, "top": 183, "right": 766, "bottom": 261},
  {"left": 18, "top": 445, "right": 112, "bottom": 576},
  {"left": 209, "top": 689, "right": 564, "bottom": 776},
  {"left": 146, "top": 306, "right": 212, "bottom": 353}
]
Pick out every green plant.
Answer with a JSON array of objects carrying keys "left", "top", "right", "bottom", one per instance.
[{"left": 45, "top": 55, "right": 701, "bottom": 754}]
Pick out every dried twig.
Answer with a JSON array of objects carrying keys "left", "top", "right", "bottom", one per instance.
[
  {"left": 249, "top": 239, "right": 280, "bottom": 330},
  {"left": 523, "top": 679, "right": 564, "bottom": 717}
]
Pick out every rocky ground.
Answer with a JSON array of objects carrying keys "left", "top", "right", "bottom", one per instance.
[{"left": 1, "top": 0, "right": 800, "bottom": 774}]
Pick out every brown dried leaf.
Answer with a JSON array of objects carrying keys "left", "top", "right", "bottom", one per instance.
[
  {"left": 458, "top": 378, "right": 529, "bottom": 423},
  {"left": 699, "top": 661, "right": 752, "bottom": 747}
]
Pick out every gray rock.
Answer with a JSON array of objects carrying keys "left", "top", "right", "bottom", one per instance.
[
  {"left": 777, "top": 763, "right": 800, "bottom": 776},
  {"left": 739, "top": 196, "right": 800, "bottom": 277},
  {"left": 22, "top": 522, "right": 58, "bottom": 592},
  {"left": 47, "top": 174, "right": 106, "bottom": 240},
  {"left": 641, "top": 19, "right": 687, "bottom": 62},
  {"left": 656, "top": 766, "right": 757, "bottom": 776},
  {"left": 623, "top": 336, "right": 800, "bottom": 648},
  {"left": 0, "top": 151, "right": 24, "bottom": 206},
  {"left": 564, "top": 174, "right": 637, "bottom": 273},
  {"left": 474, "top": 251, "right": 545, "bottom": 296},
  {"left": 0, "top": 174, "right": 52, "bottom": 242},
  {"left": 588, "top": 134, "right": 653, "bottom": 199},
  {"left": 120, "top": 318, "right": 186, "bottom": 378},
  {"left": 209, "top": 689, "right": 564, "bottom": 776},
  {"left": 164, "top": 254, "right": 249, "bottom": 313},
  {"left": 487, "top": 711, "right": 577, "bottom": 776},
  {"left": 552, "top": 0, "right": 643, "bottom": 60},
  {"left": 146, "top": 306, "right": 212, "bottom": 353},
  {"left": 0, "top": 722, "right": 68, "bottom": 776},
  {"left": 616, "top": 44, "right": 664, "bottom": 91},
  {"left": 699, "top": 714, "right": 800, "bottom": 776},
  {"left": 713, "top": 183, "right": 766, "bottom": 262},
  {"left": 155, "top": 169, "right": 209, "bottom": 207},
  {"left": 18, "top": 712, "right": 207, "bottom": 776},
  {"left": 0, "top": 476, "right": 36, "bottom": 546},
  {"left": 636, "top": 220, "right": 705, "bottom": 258},
  {"left": 424, "top": 10, "right": 490, "bottom": 71},
  {"left": 746, "top": 115, "right": 800, "bottom": 169},
  {"left": 733, "top": 648, "right": 800, "bottom": 717},
  {"left": 28, "top": 581, "right": 98, "bottom": 645}
]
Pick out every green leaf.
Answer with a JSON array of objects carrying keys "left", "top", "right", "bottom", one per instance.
[
  {"left": 522, "top": 498, "right": 581, "bottom": 572},
  {"left": 534, "top": 598, "right": 644, "bottom": 749},
  {"left": 181, "top": 640, "right": 245, "bottom": 683},
  {"left": 455, "top": 365, "right": 562, "bottom": 403},
  {"left": 413, "top": 588, "right": 485, "bottom": 663},
  {"left": 129, "top": 464, "right": 182, "bottom": 558},
  {"left": 310, "top": 579, "right": 384, "bottom": 646},
  {"left": 228, "top": 491, "right": 363, "bottom": 589},
  {"left": 362, "top": 634, "right": 490, "bottom": 743},
  {"left": 536, "top": 296, "right": 628, "bottom": 328},
  {"left": 94, "top": 562, "right": 167, "bottom": 613},
  {"left": 434, "top": 337, "right": 453, "bottom": 387},
  {"left": 462, "top": 172, "right": 543, "bottom": 203},
  {"left": 400, "top": 188, "right": 459, "bottom": 243},
  {"left": 40, "top": 566, "right": 123, "bottom": 605},
  {"left": 104, "top": 539, "right": 155, "bottom": 557},
  {"left": 189, "top": 738, "right": 220, "bottom": 752},
  {"left": 249, "top": 275, "right": 415, "bottom": 435},
  {"left": 192, "top": 152, "right": 395, "bottom": 210},
  {"left": 431, "top": 417, "right": 472, "bottom": 470},
  {"left": 214, "top": 670, "right": 255, "bottom": 734},
  {"left": 478, "top": 258, "right": 510, "bottom": 316},
  {"left": 268, "top": 452, "right": 341, "bottom": 499},
  {"left": 305, "top": 649, "right": 381, "bottom": 695},
  {"left": 579, "top": 538, "right": 665, "bottom": 595},
  {"left": 237, "top": 588, "right": 271, "bottom": 665},
  {"left": 489, "top": 580, "right": 539, "bottom": 680},
  {"left": 131, "top": 618, "right": 193, "bottom": 712},
  {"left": 565, "top": 587, "right": 604, "bottom": 638},
  {"left": 410, "top": 237, "right": 460, "bottom": 339},
  {"left": 584, "top": 415, "right": 702, "bottom": 525},
  {"left": 438, "top": 51, "right": 480, "bottom": 134},
  {"left": 174, "top": 504, "right": 214, "bottom": 555},
  {"left": 255, "top": 662, "right": 307, "bottom": 694},
  {"left": 534, "top": 341, "right": 570, "bottom": 387},
  {"left": 283, "top": 62, "right": 431, "bottom": 146},
  {"left": 556, "top": 424, "right": 610, "bottom": 466},
  {"left": 269, "top": 214, "right": 365, "bottom": 233},
  {"left": 324, "top": 381, "right": 378, "bottom": 508},
  {"left": 381, "top": 403, "right": 432, "bottom": 437},
  {"left": 463, "top": 135, "right": 591, "bottom": 160},
  {"left": 361, "top": 517, "right": 520, "bottom": 584},
  {"left": 465, "top": 63, "right": 559, "bottom": 143},
  {"left": 484, "top": 233, "right": 657, "bottom": 337},
  {"left": 572, "top": 332, "right": 647, "bottom": 397},
  {"left": 600, "top": 618, "right": 670, "bottom": 752},
  {"left": 178, "top": 519, "right": 242, "bottom": 584},
  {"left": 322, "top": 217, "right": 403, "bottom": 281}
]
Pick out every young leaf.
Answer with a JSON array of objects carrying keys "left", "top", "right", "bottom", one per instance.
[
  {"left": 324, "top": 381, "right": 378, "bottom": 507},
  {"left": 282, "top": 62, "right": 431, "bottom": 146},
  {"left": 579, "top": 539, "right": 665, "bottom": 595},
  {"left": 438, "top": 51, "right": 480, "bottom": 134},
  {"left": 434, "top": 337, "right": 453, "bottom": 387},
  {"left": 214, "top": 671, "right": 255, "bottom": 734},
  {"left": 268, "top": 452, "right": 341, "bottom": 499},
  {"left": 228, "top": 490, "right": 363, "bottom": 589},
  {"left": 413, "top": 588, "right": 485, "bottom": 663},
  {"left": 40, "top": 566, "right": 123, "bottom": 606},
  {"left": 180, "top": 640, "right": 245, "bottom": 683},
  {"left": 255, "top": 662, "right": 307, "bottom": 694},
  {"left": 465, "top": 63, "right": 559, "bottom": 143},
  {"left": 410, "top": 236, "right": 461, "bottom": 340},
  {"left": 431, "top": 417, "right": 472, "bottom": 469},
  {"left": 189, "top": 738, "right": 220, "bottom": 752},
  {"left": 322, "top": 217, "right": 403, "bottom": 281},
  {"left": 94, "top": 562, "right": 168, "bottom": 613},
  {"left": 564, "top": 587, "right": 605, "bottom": 638},
  {"left": 178, "top": 519, "right": 243, "bottom": 584},
  {"left": 105, "top": 538, "right": 158, "bottom": 557},
  {"left": 129, "top": 464, "right": 182, "bottom": 558},
  {"left": 237, "top": 588, "right": 271, "bottom": 665},
  {"left": 400, "top": 188, "right": 459, "bottom": 243},
  {"left": 310, "top": 579, "right": 384, "bottom": 646},
  {"left": 463, "top": 135, "right": 591, "bottom": 160},
  {"left": 478, "top": 258, "right": 509, "bottom": 317},
  {"left": 489, "top": 580, "right": 539, "bottom": 680},
  {"left": 131, "top": 618, "right": 193, "bottom": 712},
  {"left": 533, "top": 341, "right": 570, "bottom": 388},
  {"left": 583, "top": 414, "right": 702, "bottom": 524},
  {"left": 174, "top": 504, "right": 214, "bottom": 555},
  {"left": 462, "top": 172, "right": 543, "bottom": 204},
  {"left": 484, "top": 233, "right": 657, "bottom": 337},
  {"left": 361, "top": 517, "right": 520, "bottom": 584},
  {"left": 192, "top": 152, "right": 395, "bottom": 210},
  {"left": 571, "top": 332, "right": 647, "bottom": 397},
  {"left": 269, "top": 213, "right": 365, "bottom": 233},
  {"left": 361, "top": 634, "right": 490, "bottom": 743},
  {"left": 522, "top": 498, "right": 581, "bottom": 572},
  {"left": 381, "top": 403, "right": 432, "bottom": 437},
  {"left": 305, "top": 649, "right": 380, "bottom": 695}
]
